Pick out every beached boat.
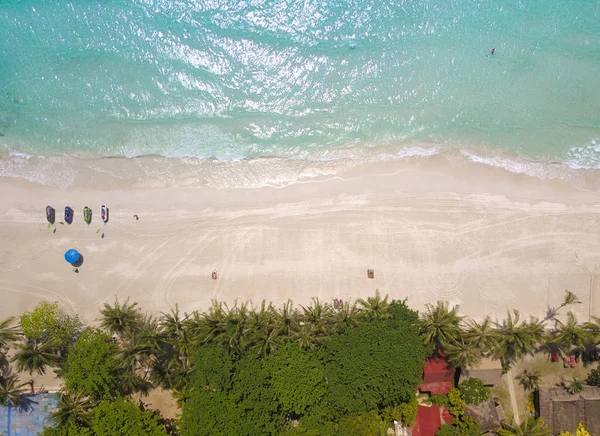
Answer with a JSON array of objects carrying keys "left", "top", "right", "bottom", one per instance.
[{"left": 83, "top": 206, "right": 92, "bottom": 224}]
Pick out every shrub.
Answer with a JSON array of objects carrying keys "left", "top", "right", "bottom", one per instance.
[
  {"left": 431, "top": 394, "right": 449, "bottom": 407},
  {"left": 458, "top": 378, "right": 490, "bottom": 405},
  {"left": 447, "top": 388, "right": 465, "bottom": 417},
  {"left": 20, "top": 302, "right": 82, "bottom": 349},
  {"left": 586, "top": 368, "right": 600, "bottom": 387},
  {"left": 382, "top": 394, "right": 418, "bottom": 426}
]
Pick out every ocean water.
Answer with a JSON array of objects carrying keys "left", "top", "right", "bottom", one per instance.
[{"left": 1, "top": 0, "right": 599, "bottom": 186}]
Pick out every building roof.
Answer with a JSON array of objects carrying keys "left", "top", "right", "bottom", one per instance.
[
  {"left": 419, "top": 352, "right": 455, "bottom": 395},
  {"left": 539, "top": 386, "right": 600, "bottom": 436},
  {"left": 412, "top": 405, "right": 453, "bottom": 436},
  {"left": 460, "top": 358, "right": 502, "bottom": 386},
  {"left": 464, "top": 398, "right": 501, "bottom": 433}
]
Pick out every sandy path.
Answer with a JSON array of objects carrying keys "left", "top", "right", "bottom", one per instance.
[{"left": 0, "top": 157, "right": 599, "bottom": 325}]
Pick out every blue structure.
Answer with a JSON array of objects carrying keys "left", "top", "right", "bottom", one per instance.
[
  {"left": 64, "top": 249, "right": 80, "bottom": 264},
  {"left": 0, "top": 393, "right": 59, "bottom": 435}
]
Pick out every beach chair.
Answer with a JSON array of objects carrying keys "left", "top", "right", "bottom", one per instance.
[
  {"left": 563, "top": 356, "right": 569, "bottom": 368},
  {"left": 570, "top": 355, "right": 576, "bottom": 368},
  {"left": 551, "top": 350, "right": 558, "bottom": 362}
]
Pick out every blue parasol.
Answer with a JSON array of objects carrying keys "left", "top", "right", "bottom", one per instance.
[{"left": 64, "top": 249, "right": 81, "bottom": 264}]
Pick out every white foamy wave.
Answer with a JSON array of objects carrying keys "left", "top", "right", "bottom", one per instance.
[
  {"left": 460, "top": 150, "right": 573, "bottom": 179},
  {"left": 0, "top": 142, "right": 598, "bottom": 191},
  {"left": 0, "top": 153, "right": 77, "bottom": 188},
  {"left": 567, "top": 139, "right": 600, "bottom": 169}
]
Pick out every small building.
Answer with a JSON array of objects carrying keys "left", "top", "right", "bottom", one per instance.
[
  {"left": 459, "top": 358, "right": 502, "bottom": 386},
  {"left": 539, "top": 386, "right": 600, "bottom": 435},
  {"left": 419, "top": 352, "right": 455, "bottom": 395},
  {"left": 412, "top": 405, "right": 453, "bottom": 436}
]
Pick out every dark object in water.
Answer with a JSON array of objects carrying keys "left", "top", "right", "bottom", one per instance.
[{"left": 46, "top": 206, "right": 55, "bottom": 224}]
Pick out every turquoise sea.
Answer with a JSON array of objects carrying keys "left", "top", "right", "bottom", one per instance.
[{"left": 1, "top": 0, "right": 599, "bottom": 184}]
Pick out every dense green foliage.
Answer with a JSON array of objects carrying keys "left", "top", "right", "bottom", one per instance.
[
  {"left": 337, "top": 410, "right": 389, "bottom": 436},
  {"left": 325, "top": 319, "right": 427, "bottom": 414},
  {"left": 180, "top": 350, "right": 284, "bottom": 436},
  {"left": 4, "top": 289, "right": 590, "bottom": 434},
  {"left": 89, "top": 397, "right": 168, "bottom": 436},
  {"left": 60, "top": 328, "right": 122, "bottom": 400},
  {"left": 265, "top": 343, "right": 328, "bottom": 416},
  {"left": 382, "top": 393, "right": 418, "bottom": 426},
  {"left": 181, "top": 298, "right": 427, "bottom": 435},
  {"left": 42, "top": 398, "right": 168, "bottom": 436},
  {"left": 458, "top": 378, "right": 490, "bottom": 405},
  {"left": 436, "top": 416, "right": 481, "bottom": 436},
  {"left": 20, "top": 302, "right": 82, "bottom": 349}
]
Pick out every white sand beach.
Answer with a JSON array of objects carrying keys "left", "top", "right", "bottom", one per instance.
[{"left": 1, "top": 154, "right": 599, "bottom": 327}]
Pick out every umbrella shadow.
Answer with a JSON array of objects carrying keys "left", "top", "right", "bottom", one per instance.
[{"left": 72, "top": 255, "right": 84, "bottom": 268}]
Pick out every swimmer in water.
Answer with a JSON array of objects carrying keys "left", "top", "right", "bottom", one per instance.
[{"left": 490, "top": 47, "right": 496, "bottom": 55}]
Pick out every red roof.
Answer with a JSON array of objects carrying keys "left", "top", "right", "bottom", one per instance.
[
  {"left": 412, "top": 405, "right": 454, "bottom": 436},
  {"left": 419, "top": 352, "right": 455, "bottom": 395}
]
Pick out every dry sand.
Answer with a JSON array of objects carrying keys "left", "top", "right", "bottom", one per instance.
[{"left": 1, "top": 154, "right": 599, "bottom": 328}]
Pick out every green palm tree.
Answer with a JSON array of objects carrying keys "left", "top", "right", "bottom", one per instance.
[
  {"left": 217, "top": 301, "right": 249, "bottom": 354},
  {"left": 300, "top": 298, "right": 334, "bottom": 335},
  {"left": 551, "top": 312, "right": 589, "bottom": 355},
  {"left": 100, "top": 297, "right": 141, "bottom": 338},
  {"left": 357, "top": 290, "right": 391, "bottom": 321},
  {"left": 291, "top": 323, "right": 328, "bottom": 350},
  {"left": 331, "top": 300, "right": 362, "bottom": 333},
  {"left": 246, "top": 324, "right": 281, "bottom": 357},
  {"left": 418, "top": 301, "right": 464, "bottom": 350},
  {"left": 444, "top": 338, "right": 481, "bottom": 369},
  {"left": 516, "top": 368, "right": 542, "bottom": 391},
  {"left": 137, "top": 314, "right": 164, "bottom": 357},
  {"left": 463, "top": 316, "right": 498, "bottom": 355},
  {"left": 0, "top": 317, "right": 21, "bottom": 351},
  {"left": 117, "top": 329, "right": 154, "bottom": 373},
  {"left": 0, "top": 365, "right": 27, "bottom": 407},
  {"left": 493, "top": 310, "right": 540, "bottom": 366},
  {"left": 50, "top": 392, "right": 96, "bottom": 427},
  {"left": 498, "top": 417, "right": 551, "bottom": 436},
  {"left": 245, "top": 301, "right": 277, "bottom": 335},
  {"left": 274, "top": 300, "right": 299, "bottom": 338},
  {"left": 543, "top": 290, "right": 582, "bottom": 323},
  {"left": 190, "top": 301, "right": 227, "bottom": 344},
  {"left": 160, "top": 304, "right": 188, "bottom": 341},
  {"left": 12, "top": 339, "right": 61, "bottom": 376}
]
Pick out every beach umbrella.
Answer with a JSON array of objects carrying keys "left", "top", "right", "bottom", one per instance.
[{"left": 64, "top": 249, "right": 81, "bottom": 264}]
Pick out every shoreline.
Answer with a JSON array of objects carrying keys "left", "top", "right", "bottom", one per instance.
[
  {"left": 1, "top": 154, "right": 599, "bottom": 326},
  {"left": 1, "top": 141, "right": 600, "bottom": 191}
]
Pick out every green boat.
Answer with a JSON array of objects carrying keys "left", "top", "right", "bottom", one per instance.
[{"left": 83, "top": 206, "right": 92, "bottom": 224}]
